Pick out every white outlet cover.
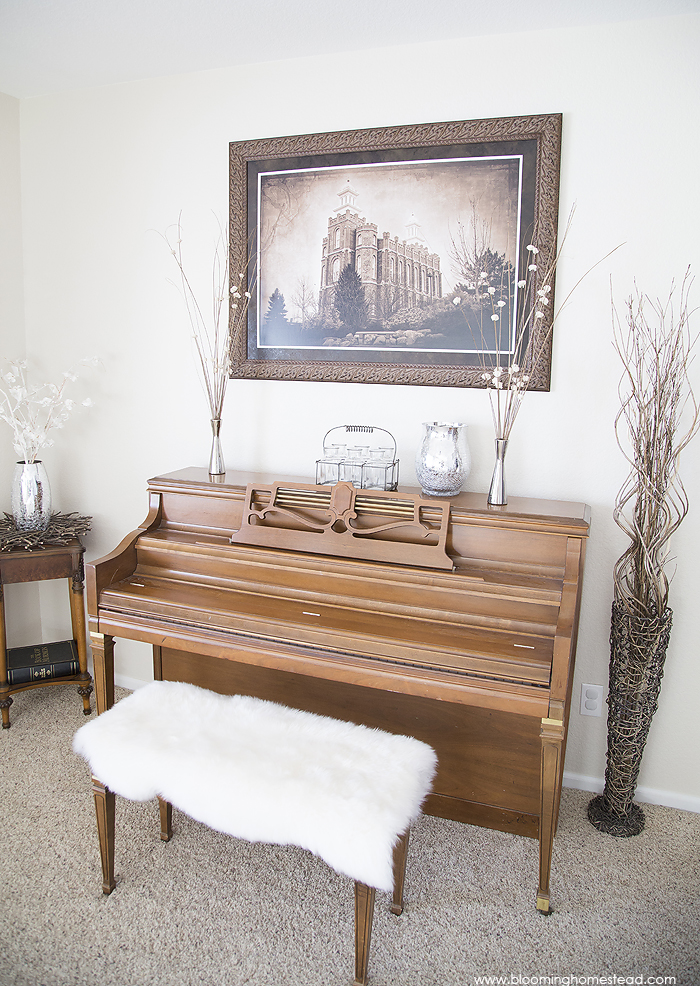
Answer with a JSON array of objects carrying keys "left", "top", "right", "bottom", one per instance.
[{"left": 580, "top": 683, "right": 604, "bottom": 717}]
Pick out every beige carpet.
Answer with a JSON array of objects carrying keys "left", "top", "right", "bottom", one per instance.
[{"left": 1, "top": 684, "right": 698, "bottom": 986}]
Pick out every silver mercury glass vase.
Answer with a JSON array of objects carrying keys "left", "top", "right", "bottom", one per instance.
[
  {"left": 11, "top": 460, "right": 52, "bottom": 532},
  {"left": 415, "top": 422, "right": 470, "bottom": 497}
]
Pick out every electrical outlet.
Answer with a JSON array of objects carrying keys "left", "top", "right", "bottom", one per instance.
[{"left": 580, "top": 683, "right": 604, "bottom": 717}]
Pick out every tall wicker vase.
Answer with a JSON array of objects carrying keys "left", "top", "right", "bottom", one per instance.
[{"left": 588, "top": 601, "right": 673, "bottom": 836}]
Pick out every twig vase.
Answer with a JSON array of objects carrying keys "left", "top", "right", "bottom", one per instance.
[{"left": 588, "top": 601, "right": 672, "bottom": 837}]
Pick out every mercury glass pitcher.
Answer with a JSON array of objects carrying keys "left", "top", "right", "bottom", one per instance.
[{"left": 415, "top": 422, "right": 470, "bottom": 497}]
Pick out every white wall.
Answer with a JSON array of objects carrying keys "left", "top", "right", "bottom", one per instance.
[
  {"left": 8, "top": 13, "right": 700, "bottom": 808},
  {"left": 0, "top": 92, "right": 44, "bottom": 644},
  {"left": 0, "top": 91, "right": 24, "bottom": 475}
]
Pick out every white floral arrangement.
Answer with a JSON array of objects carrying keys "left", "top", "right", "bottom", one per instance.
[{"left": 0, "top": 359, "right": 96, "bottom": 463}]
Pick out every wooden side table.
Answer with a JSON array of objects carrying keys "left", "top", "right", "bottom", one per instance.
[{"left": 0, "top": 539, "right": 93, "bottom": 728}]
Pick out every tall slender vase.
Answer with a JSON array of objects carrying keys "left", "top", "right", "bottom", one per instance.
[
  {"left": 487, "top": 438, "right": 508, "bottom": 506},
  {"left": 11, "top": 460, "right": 52, "bottom": 532},
  {"left": 209, "top": 418, "right": 225, "bottom": 477},
  {"left": 415, "top": 422, "right": 469, "bottom": 497},
  {"left": 588, "top": 601, "right": 672, "bottom": 837}
]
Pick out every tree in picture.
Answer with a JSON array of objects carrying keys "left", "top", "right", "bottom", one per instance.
[
  {"left": 262, "top": 288, "right": 291, "bottom": 345},
  {"left": 334, "top": 265, "right": 368, "bottom": 331}
]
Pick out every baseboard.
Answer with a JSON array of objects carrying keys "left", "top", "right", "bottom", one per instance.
[
  {"left": 114, "top": 672, "right": 150, "bottom": 692},
  {"left": 563, "top": 771, "right": 602, "bottom": 795},
  {"left": 563, "top": 771, "right": 700, "bottom": 815}
]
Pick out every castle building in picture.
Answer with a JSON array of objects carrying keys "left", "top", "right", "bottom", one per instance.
[{"left": 319, "top": 179, "right": 442, "bottom": 320}]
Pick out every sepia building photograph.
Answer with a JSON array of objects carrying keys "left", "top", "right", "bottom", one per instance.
[{"left": 256, "top": 155, "right": 521, "bottom": 354}]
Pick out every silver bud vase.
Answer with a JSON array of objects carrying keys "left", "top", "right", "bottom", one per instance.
[
  {"left": 209, "top": 418, "right": 225, "bottom": 477},
  {"left": 487, "top": 438, "right": 508, "bottom": 506},
  {"left": 11, "top": 460, "right": 52, "bottom": 532}
]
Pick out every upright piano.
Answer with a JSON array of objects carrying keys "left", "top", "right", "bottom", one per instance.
[{"left": 86, "top": 467, "right": 590, "bottom": 913}]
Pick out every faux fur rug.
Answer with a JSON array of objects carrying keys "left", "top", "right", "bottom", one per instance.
[{"left": 73, "top": 680, "right": 437, "bottom": 892}]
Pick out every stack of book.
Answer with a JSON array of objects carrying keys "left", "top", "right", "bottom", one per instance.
[{"left": 5, "top": 640, "right": 80, "bottom": 685}]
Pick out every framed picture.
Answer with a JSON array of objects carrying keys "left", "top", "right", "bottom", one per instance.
[{"left": 229, "top": 113, "right": 561, "bottom": 390}]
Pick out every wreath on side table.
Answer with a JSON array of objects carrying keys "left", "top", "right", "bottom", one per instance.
[{"left": 0, "top": 512, "right": 92, "bottom": 552}]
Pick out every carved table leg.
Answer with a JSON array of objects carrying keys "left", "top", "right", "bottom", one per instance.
[
  {"left": 92, "top": 776, "right": 116, "bottom": 894},
  {"left": 0, "top": 584, "right": 12, "bottom": 729},
  {"left": 158, "top": 797, "right": 173, "bottom": 841},
  {"left": 0, "top": 692, "right": 11, "bottom": 730},
  {"left": 69, "top": 565, "right": 93, "bottom": 715},
  {"left": 537, "top": 716, "right": 565, "bottom": 914},
  {"left": 354, "top": 882, "right": 376, "bottom": 986},
  {"left": 89, "top": 632, "right": 115, "bottom": 715},
  {"left": 390, "top": 829, "right": 410, "bottom": 915}
]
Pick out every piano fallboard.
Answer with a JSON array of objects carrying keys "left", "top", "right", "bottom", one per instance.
[{"left": 99, "top": 539, "right": 555, "bottom": 684}]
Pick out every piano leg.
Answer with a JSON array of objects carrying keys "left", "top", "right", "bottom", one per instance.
[
  {"left": 89, "top": 631, "right": 115, "bottom": 715},
  {"left": 158, "top": 797, "right": 173, "bottom": 841},
  {"left": 537, "top": 716, "right": 566, "bottom": 914},
  {"left": 354, "top": 881, "right": 375, "bottom": 986},
  {"left": 390, "top": 829, "right": 410, "bottom": 915},
  {"left": 92, "top": 775, "right": 116, "bottom": 894}
]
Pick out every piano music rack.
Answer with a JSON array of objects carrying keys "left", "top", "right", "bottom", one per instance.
[{"left": 230, "top": 480, "right": 453, "bottom": 570}]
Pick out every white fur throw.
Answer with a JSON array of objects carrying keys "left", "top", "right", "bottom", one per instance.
[{"left": 73, "top": 680, "right": 437, "bottom": 892}]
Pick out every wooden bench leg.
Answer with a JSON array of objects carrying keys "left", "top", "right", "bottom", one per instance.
[
  {"left": 354, "top": 882, "right": 375, "bottom": 986},
  {"left": 158, "top": 797, "right": 173, "bottom": 841},
  {"left": 92, "top": 776, "right": 116, "bottom": 894},
  {"left": 390, "top": 829, "right": 409, "bottom": 915}
]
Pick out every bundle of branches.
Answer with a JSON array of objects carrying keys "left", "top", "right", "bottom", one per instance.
[
  {"left": 449, "top": 203, "right": 620, "bottom": 440},
  {"left": 0, "top": 512, "right": 92, "bottom": 551},
  {"left": 164, "top": 216, "right": 256, "bottom": 423},
  {"left": 612, "top": 268, "right": 699, "bottom": 618}
]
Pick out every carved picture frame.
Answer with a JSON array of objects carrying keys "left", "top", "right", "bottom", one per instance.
[{"left": 229, "top": 113, "right": 562, "bottom": 389}]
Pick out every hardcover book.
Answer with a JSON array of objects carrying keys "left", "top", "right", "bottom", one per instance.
[{"left": 6, "top": 640, "right": 79, "bottom": 685}]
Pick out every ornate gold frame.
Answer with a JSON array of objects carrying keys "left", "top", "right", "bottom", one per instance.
[{"left": 229, "top": 113, "right": 562, "bottom": 389}]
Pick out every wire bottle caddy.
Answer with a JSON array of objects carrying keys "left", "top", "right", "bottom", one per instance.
[{"left": 315, "top": 425, "right": 399, "bottom": 491}]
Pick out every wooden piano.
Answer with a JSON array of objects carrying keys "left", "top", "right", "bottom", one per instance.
[{"left": 86, "top": 467, "right": 590, "bottom": 914}]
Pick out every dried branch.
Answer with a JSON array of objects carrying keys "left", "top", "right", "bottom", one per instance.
[
  {"left": 164, "top": 216, "right": 256, "bottom": 421},
  {"left": 612, "top": 268, "right": 700, "bottom": 618},
  {"left": 451, "top": 205, "right": 622, "bottom": 439}
]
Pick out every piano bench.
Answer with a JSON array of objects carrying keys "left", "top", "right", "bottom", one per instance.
[{"left": 73, "top": 680, "right": 437, "bottom": 986}]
